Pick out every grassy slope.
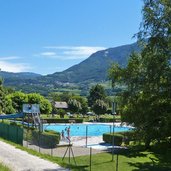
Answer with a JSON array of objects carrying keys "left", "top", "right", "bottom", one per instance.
[
  {"left": 0, "top": 138, "right": 171, "bottom": 171},
  {"left": 71, "top": 144, "right": 171, "bottom": 171}
]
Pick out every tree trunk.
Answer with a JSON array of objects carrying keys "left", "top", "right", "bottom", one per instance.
[{"left": 145, "top": 138, "right": 151, "bottom": 149}]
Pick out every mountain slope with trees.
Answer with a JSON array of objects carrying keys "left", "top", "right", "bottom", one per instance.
[
  {"left": 44, "top": 42, "right": 140, "bottom": 83},
  {"left": 1, "top": 42, "right": 140, "bottom": 94}
]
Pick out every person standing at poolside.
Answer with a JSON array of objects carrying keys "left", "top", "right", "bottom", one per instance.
[
  {"left": 67, "top": 126, "right": 71, "bottom": 142},
  {"left": 61, "top": 130, "right": 65, "bottom": 140}
]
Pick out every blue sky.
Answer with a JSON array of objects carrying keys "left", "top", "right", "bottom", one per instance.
[{"left": 0, "top": 0, "right": 143, "bottom": 75}]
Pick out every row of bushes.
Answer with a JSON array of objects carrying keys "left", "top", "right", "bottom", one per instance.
[
  {"left": 103, "top": 131, "right": 136, "bottom": 146},
  {"left": 99, "top": 118, "right": 116, "bottom": 122},
  {"left": 44, "top": 118, "right": 83, "bottom": 123},
  {"left": 103, "top": 133, "right": 123, "bottom": 146}
]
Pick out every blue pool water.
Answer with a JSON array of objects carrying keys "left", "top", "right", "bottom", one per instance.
[{"left": 44, "top": 124, "right": 132, "bottom": 136}]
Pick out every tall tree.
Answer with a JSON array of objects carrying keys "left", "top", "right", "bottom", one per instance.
[
  {"left": 0, "top": 78, "right": 6, "bottom": 113},
  {"left": 109, "top": 0, "right": 171, "bottom": 148},
  {"left": 68, "top": 99, "right": 82, "bottom": 113},
  {"left": 92, "top": 99, "right": 108, "bottom": 116},
  {"left": 71, "top": 95, "right": 88, "bottom": 114},
  {"left": 7, "top": 92, "right": 28, "bottom": 113},
  {"left": 88, "top": 84, "right": 106, "bottom": 107},
  {"left": 27, "top": 93, "right": 52, "bottom": 114}
]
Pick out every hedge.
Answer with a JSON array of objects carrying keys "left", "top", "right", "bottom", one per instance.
[
  {"left": 44, "top": 118, "right": 83, "bottom": 123},
  {"left": 103, "top": 131, "right": 136, "bottom": 146},
  {"left": 99, "top": 118, "right": 116, "bottom": 122},
  {"left": 119, "top": 130, "right": 137, "bottom": 144},
  {"left": 103, "top": 133, "right": 123, "bottom": 146},
  {"left": 24, "top": 129, "right": 60, "bottom": 148}
]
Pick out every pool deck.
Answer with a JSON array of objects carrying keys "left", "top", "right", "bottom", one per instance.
[{"left": 24, "top": 122, "right": 130, "bottom": 157}]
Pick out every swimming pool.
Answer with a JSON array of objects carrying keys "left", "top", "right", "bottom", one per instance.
[{"left": 44, "top": 124, "right": 132, "bottom": 136}]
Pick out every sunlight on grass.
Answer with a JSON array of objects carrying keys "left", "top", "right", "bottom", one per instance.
[{"left": 1, "top": 138, "right": 171, "bottom": 171}]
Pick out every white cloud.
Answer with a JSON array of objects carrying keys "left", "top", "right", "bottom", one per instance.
[
  {"left": 40, "top": 52, "right": 56, "bottom": 56},
  {"left": 42, "top": 46, "right": 106, "bottom": 60},
  {"left": 0, "top": 61, "right": 31, "bottom": 73},
  {"left": 0, "top": 56, "right": 31, "bottom": 72},
  {"left": 0, "top": 56, "right": 20, "bottom": 61}
]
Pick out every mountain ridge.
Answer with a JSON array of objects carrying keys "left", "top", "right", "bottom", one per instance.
[
  {"left": 44, "top": 42, "right": 140, "bottom": 83},
  {"left": 1, "top": 42, "right": 140, "bottom": 94},
  {"left": 0, "top": 71, "right": 41, "bottom": 79}
]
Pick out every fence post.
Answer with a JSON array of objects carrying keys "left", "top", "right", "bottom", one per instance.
[
  {"left": 16, "top": 126, "right": 19, "bottom": 144},
  {"left": 51, "top": 148, "right": 53, "bottom": 156},
  {"left": 38, "top": 131, "right": 40, "bottom": 153},
  {"left": 26, "top": 129, "right": 28, "bottom": 147},
  {"left": 116, "top": 154, "right": 119, "bottom": 171},
  {"left": 112, "top": 102, "right": 115, "bottom": 162},
  {"left": 68, "top": 139, "right": 71, "bottom": 164},
  {"left": 86, "top": 125, "right": 88, "bottom": 147},
  {"left": 51, "top": 137, "right": 53, "bottom": 156},
  {"left": 90, "top": 147, "right": 92, "bottom": 171},
  {"left": 7, "top": 124, "right": 9, "bottom": 140}
]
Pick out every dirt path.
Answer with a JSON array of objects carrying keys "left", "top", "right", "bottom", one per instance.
[{"left": 0, "top": 141, "right": 68, "bottom": 171}]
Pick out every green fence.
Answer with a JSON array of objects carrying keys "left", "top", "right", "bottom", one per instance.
[{"left": 0, "top": 122, "right": 23, "bottom": 145}]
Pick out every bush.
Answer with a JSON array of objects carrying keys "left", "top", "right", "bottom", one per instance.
[
  {"left": 99, "top": 118, "right": 115, "bottom": 122},
  {"left": 25, "top": 129, "right": 60, "bottom": 148},
  {"left": 120, "top": 131, "right": 136, "bottom": 142},
  {"left": 103, "top": 131, "right": 136, "bottom": 146},
  {"left": 103, "top": 133, "right": 123, "bottom": 146},
  {"left": 44, "top": 118, "right": 83, "bottom": 123}
]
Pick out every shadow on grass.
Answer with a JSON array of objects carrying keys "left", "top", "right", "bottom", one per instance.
[
  {"left": 107, "top": 146, "right": 148, "bottom": 158},
  {"left": 128, "top": 161, "right": 171, "bottom": 171},
  {"left": 119, "top": 143, "right": 171, "bottom": 171},
  {"left": 64, "top": 158, "right": 113, "bottom": 171},
  {"left": 66, "top": 164, "right": 89, "bottom": 171}
]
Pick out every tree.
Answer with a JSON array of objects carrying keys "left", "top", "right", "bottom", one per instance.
[
  {"left": 7, "top": 92, "right": 52, "bottom": 114},
  {"left": 58, "top": 109, "right": 65, "bottom": 118},
  {"left": 68, "top": 99, "right": 82, "bottom": 113},
  {"left": 4, "top": 96, "right": 16, "bottom": 114},
  {"left": 27, "top": 93, "right": 52, "bottom": 114},
  {"left": 92, "top": 99, "right": 108, "bottom": 116},
  {"left": 7, "top": 92, "right": 28, "bottom": 113},
  {"left": 88, "top": 84, "right": 106, "bottom": 107},
  {"left": 59, "top": 92, "right": 72, "bottom": 102},
  {"left": 109, "top": 0, "right": 171, "bottom": 148},
  {"left": 0, "top": 78, "right": 6, "bottom": 113},
  {"left": 136, "top": 0, "right": 171, "bottom": 147},
  {"left": 71, "top": 95, "right": 88, "bottom": 114},
  {"left": 48, "top": 92, "right": 61, "bottom": 102}
]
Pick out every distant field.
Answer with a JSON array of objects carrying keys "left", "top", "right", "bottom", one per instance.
[{"left": 53, "top": 88, "right": 81, "bottom": 95}]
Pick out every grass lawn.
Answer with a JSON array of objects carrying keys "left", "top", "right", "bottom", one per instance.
[
  {"left": 0, "top": 138, "right": 171, "bottom": 171},
  {"left": 0, "top": 163, "right": 10, "bottom": 171},
  {"left": 70, "top": 145, "right": 171, "bottom": 171}
]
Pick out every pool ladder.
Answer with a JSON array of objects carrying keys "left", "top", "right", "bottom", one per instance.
[{"left": 32, "top": 112, "right": 42, "bottom": 131}]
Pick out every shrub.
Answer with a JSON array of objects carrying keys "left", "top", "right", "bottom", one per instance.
[
  {"left": 26, "top": 129, "right": 60, "bottom": 148},
  {"left": 58, "top": 109, "right": 65, "bottom": 118},
  {"left": 103, "top": 133, "right": 123, "bottom": 146},
  {"left": 114, "top": 130, "right": 136, "bottom": 145},
  {"left": 103, "top": 130, "right": 136, "bottom": 145},
  {"left": 99, "top": 117, "right": 116, "bottom": 122},
  {"left": 44, "top": 118, "right": 83, "bottom": 123}
]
